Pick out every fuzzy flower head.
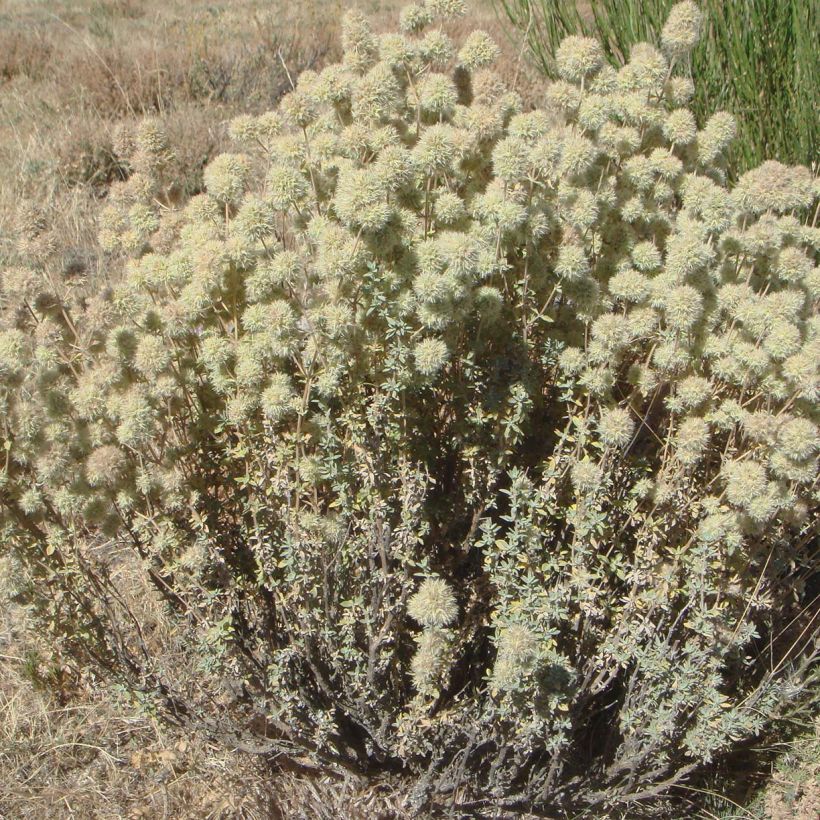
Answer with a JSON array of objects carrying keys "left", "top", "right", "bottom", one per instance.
[
  {"left": 434, "top": 191, "right": 466, "bottom": 225},
  {"left": 732, "top": 161, "right": 815, "bottom": 215},
  {"left": 414, "top": 337, "right": 449, "bottom": 378},
  {"left": 491, "top": 624, "right": 539, "bottom": 691},
  {"left": 675, "top": 416, "right": 710, "bottom": 465},
  {"left": 661, "top": 1, "right": 703, "bottom": 59},
  {"left": 134, "top": 334, "right": 171, "bottom": 378},
  {"left": 204, "top": 153, "right": 250, "bottom": 205},
  {"left": 342, "top": 10, "right": 378, "bottom": 73},
  {"left": 267, "top": 165, "right": 309, "bottom": 211},
  {"left": 698, "top": 112, "right": 737, "bottom": 165},
  {"left": 458, "top": 30, "right": 500, "bottom": 71},
  {"left": 571, "top": 459, "right": 604, "bottom": 493},
  {"left": 722, "top": 459, "right": 768, "bottom": 507},
  {"left": 410, "top": 628, "right": 451, "bottom": 695},
  {"left": 425, "top": 0, "right": 466, "bottom": 20},
  {"left": 664, "top": 108, "right": 697, "bottom": 145},
  {"left": 260, "top": 373, "right": 296, "bottom": 422},
  {"left": 416, "top": 73, "right": 459, "bottom": 118},
  {"left": 407, "top": 577, "right": 458, "bottom": 628},
  {"left": 597, "top": 406, "right": 635, "bottom": 448},
  {"left": 399, "top": 3, "right": 432, "bottom": 33},
  {"left": 777, "top": 418, "right": 819, "bottom": 462},
  {"left": 85, "top": 444, "right": 128, "bottom": 488},
  {"left": 555, "top": 35, "right": 604, "bottom": 82}
]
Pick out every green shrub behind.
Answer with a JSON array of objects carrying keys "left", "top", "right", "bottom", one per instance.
[{"left": 1, "top": 1, "right": 818, "bottom": 814}]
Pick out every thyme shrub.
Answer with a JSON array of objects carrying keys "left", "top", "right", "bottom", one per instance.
[{"left": 1, "top": 2, "right": 818, "bottom": 813}]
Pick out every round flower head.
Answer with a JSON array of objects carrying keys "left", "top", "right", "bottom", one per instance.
[
  {"left": 19, "top": 487, "right": 45, "bottom": 516},
  {"left": 128, "top": 203, "right": 159, "bottom": 237},
  {"left": 546, "top": 80, "right": 582, "bottom": 115},
  {"left": 135, "top": 118, "right": 169, "bottom": 157},
  {"left": 114, "top": 388, "right": 156, "bottom": 448},
  {"left": 559, "top": 346, "right": 586, "bottom": 375},
  {"left": 578, "top": 94, "right": 612, "bottom": 131},
  {"left": 434, "top": 191, "right": 466, "bottom": 225},
  {"left": 661, "top": 1, "right": 702, "bottom": 59},
  {"left": 722, "top": 459, "right": 768, "bottom": 507},
  {"left": 419, "top": 30, "right": 454, "bottom": 66},
  {"left": 425, "top": 0, "right": 466, "bottom": 20},
  {"left": 732, "top": 161, "right": 815, "bottom": 216},
  {"left": 676, "top": 374, "right": 712, "bottom": 408},
  {"left": 665, "top": 76, "right": 695, "bottom": 105},
  {"left": 555, "top": 35, "right": 604, "bottom": 82},
  {"left": 591, "top": 313, "right": 631, "bottom": 352},
  {"left": 774, "top": 247, "right": 813, "bottom": 284},
  {"left": 555, "top": 243, "right": 589, "bottom": 281},
  {"left": 0, "top": 329, "right": 28, "bottom": 380},
  {"left": 134, "top": 334, "right": 171, "bottom": 378},
  {"left": 255, "top": 111, "right": 283, "bottom": 144},
  {"left": 333, "top": 168, "right": 391, "bottom": 232},
  {"left": 315, "top": 65, "right": 353, "bottom": 107},
  {"left": 414, "top": 337, "right": 449, "bottom": 377},
  {"left": 85, "top": 444, "right": 128, "bottom": 488},
  {"left": 280, "top": 88, "right": 318, "bottom": 128},
  {"left": 492, "top": 137, "right": 529, "bottom": 184},
  {"left": 663, "top": 285, "right": 703, "bottom": 332},
  {"left": 763, "top": 320, "right": 801, "bottom": 360},
  {"left": 133, "top": 119, "right": 172, "bottom": 171},
  {"left": 228, "top": 114, "right": 259, "bottom": 144},
  {"left": 416, "top": 73, "right": 459, "bottom": 118},
  {"left": 267, "top": 165, "right": 309, "bottom": 211},
  {"left": 413, "top": 123, "right": 458, "bottom": 176},
  {"left": 399, "top": 3, "right": 432, "bottom": 33},
  {"left": 777, "top": 418, "right": 819, "bottom": 462},
  {"left": 410, "top": 628, "right": 451, "bottom": 694},
  {"left": 379, "top": 33, "right": 416, "bottom": 70},
  {"left": 697, "top": 112, "right": 737, "bottom": 164},
  {"left": 609, "top": 268, "right": 650, "bottom": 303},
  {"left": 558, "top": 134, "right": 598, "bottom": 175},
  {"left": 675, "top": 416, "right": 710, "bottom": 465},
  {"left": 631, "top": 241, "right": 662, "bottom": 272},
  {"left": 204, "top": 153, "right": 250, "bottom": 205},
  {"left": 599, "top": 123, "right": 641, "bottom": 159},
  {"left": 472, "top": 183, "right": 527, "bottom": 234},
  {"left": 342, "top": 10, "right": 378, "bottom": 73},
  {"left": 260, "top": 373, "right": 296, "bottom": 422},
  {"left": 458, "top": 30, "right": 500, "bottom": 71},
  {"left": 407, "top": 577, "right": 458, "bottom": 627},
  {"left": 352, "top": 62, "right": 402, "bottom": 122},
  {"left": 597, "top": 406, "right": 635, "bottom": 448},
  {"left": 234, "top": 194, "right": 276, "bottom": 241},
  {"left": 571, "top": 459, "right": 604, "bottom": 493},
  {"left": 663, "top": 108, "right": 697, "bottom": 145},
  {"left": 620, "top": 43, "right": 667, "bottom": 93},
  {"left": 491, "top": 624, "right": 539, "bottom": 691}
]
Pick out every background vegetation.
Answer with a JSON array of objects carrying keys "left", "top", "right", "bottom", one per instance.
[{"left": 498, "top": 0, "right": 819, "bottom": 174}]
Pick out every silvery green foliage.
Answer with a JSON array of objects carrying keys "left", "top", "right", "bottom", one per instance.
[{"left": 1, "top": 1, "right": 818, "bottom": 813}]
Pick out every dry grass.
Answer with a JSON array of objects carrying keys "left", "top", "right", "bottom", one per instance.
[
  {"left": 0, "top": 0, "right": 537, "bottom": 278},
  {"left": 0, "top": 558, "right": 271, "bottom": 819},
  {"left": 0, "top": 551, "right": 422, "bottom": 819}
]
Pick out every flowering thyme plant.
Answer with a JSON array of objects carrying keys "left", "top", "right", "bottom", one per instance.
[{"left": 1, "top": 1, "right": 817, "bottom": 813}]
